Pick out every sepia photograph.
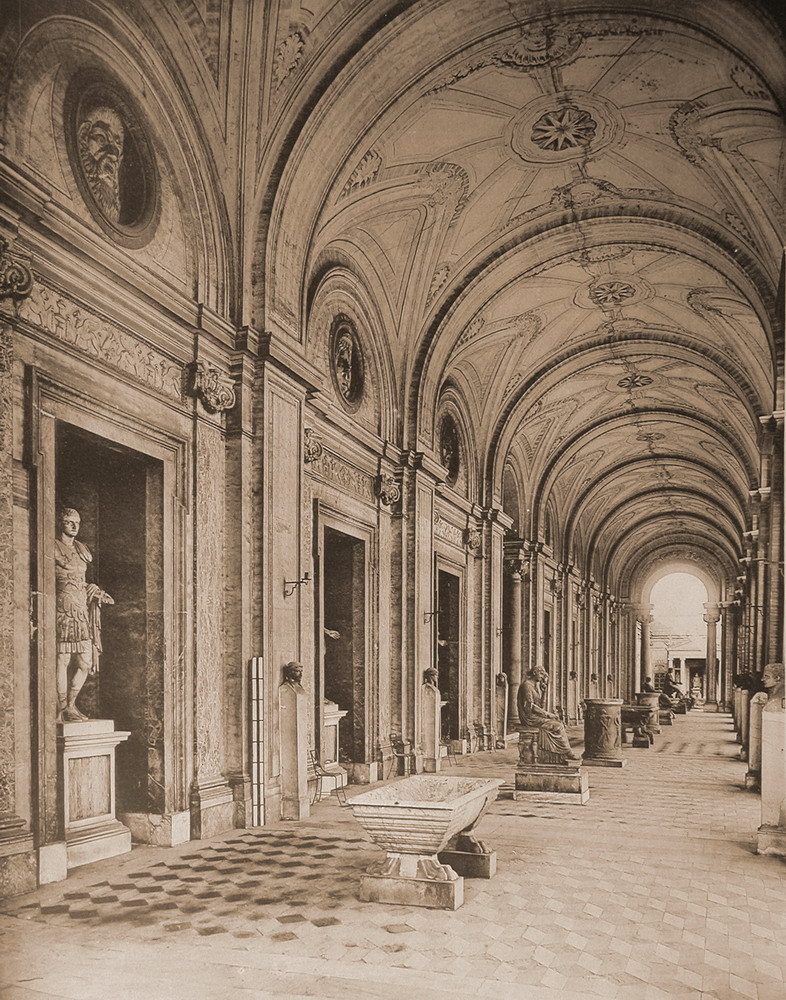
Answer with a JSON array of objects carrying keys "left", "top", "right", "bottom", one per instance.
[{"left": 0, "top": 1, "right": 784, "bottom": 998}]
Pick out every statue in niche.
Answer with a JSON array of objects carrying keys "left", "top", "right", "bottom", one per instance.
[
  {"left": 78, "top": 105, "right": 125, "bottom": 222},
  {"left": 762, "top": 662, "right": 785, "bottom": 712},
  {"left": 55, "top": 507, "right": 114, "bottom": 722},
  {"left": 517, "top": 667, "right": 580, "bottom": 761}
]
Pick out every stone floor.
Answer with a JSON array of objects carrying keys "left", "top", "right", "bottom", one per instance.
[{"left": 2, "top": 712, "right": 785, "bottom": 1000}]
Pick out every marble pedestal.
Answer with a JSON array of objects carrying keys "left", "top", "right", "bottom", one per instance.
[
  {"left": 58, "top": 720, "right": 131, "bottom": 869},
  {"left": 745, "top": 692, "right": 768, "bottom": 790},
  {"left": 582, "top": 699, "right": 626, "bottom": 767},
  {"left": 514, "top": 762, "right": 589, "bottom": 804},
  {"left": 757, "top": 709, "right": 786, "bottom": 856}
]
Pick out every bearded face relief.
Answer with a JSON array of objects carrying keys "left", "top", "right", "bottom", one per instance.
[
  {"left": 78, "top": 106, "right": 125, "bottom": 222},
  {"left": 330, "top": 318, "right": 364, "bottom": 408}
]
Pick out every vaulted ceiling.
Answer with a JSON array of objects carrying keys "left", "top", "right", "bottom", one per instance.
[{"left": 264, "top": 0, "right": 785, "bottom": 595}]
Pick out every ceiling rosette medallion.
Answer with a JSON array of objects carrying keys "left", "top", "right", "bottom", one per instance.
[{"left": 505, "top": 91, "right": 624, "bottom": 165}]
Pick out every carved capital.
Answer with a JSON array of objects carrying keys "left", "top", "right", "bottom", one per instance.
[
  {"left": 0, "top": 238, "right": 33, "bottom": 300},
  {"left": 188, "top": 360, "right": 236, "bottom": 413},
  {"left": 376, "top": 472, "right": 401, "bottom": 507},
  {"left": 303, "top": 427, "right": 323, "bottom": 464}
]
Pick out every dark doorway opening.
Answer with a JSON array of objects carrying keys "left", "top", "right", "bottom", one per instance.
[
  {"left": 322, "top": 526, "right": 366, "bottom": 764},
  {"left": 56, "top": 423, "right": 164, "bottom": 815},
  {"left": 437, "top": 570, "right": 460, "bottom": 740}
]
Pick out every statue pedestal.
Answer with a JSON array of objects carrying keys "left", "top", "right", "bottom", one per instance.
[
  {"left": 421, "top": 684, "right": 442, "bottom": 773},
  {"left": 513, "top": 730, "right": 589, "bottom": 804},
  {"left": 635, "top": 692, "right": 661, "bottom": 733},
  {"left": 582, "top": 699, "right": 627, "bottom": 767},
  {"left": 757, "top": 709, "right": 786, "bottom": 857},
  {"left": 58, "top": 720, "right": 131, "bottom": 870},
  {"left": 514, "top": 763, "right": 589, "bottom": 804},
  {"left": 279, "top": 681, "right": 309, "bottom": 820},
  {"left": 745, "top": 692, "right": 768, "bottom": 790}
]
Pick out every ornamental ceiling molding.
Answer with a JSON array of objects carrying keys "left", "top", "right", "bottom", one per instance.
[
  {"left": 423, "top": 18, "right": 675, "bottom": 97},
  {"left": 340, "top": 149, "right": 382, "bottom": 198},
  {"left": 273, "top": 28, "right": 308, "bottom": 90}
]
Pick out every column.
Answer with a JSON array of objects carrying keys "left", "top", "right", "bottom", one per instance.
[
  {"left": 635, "top": 606, "right": 654, "bottom": 690},
  {"left": 703, "top": 603, "right": 720, "bottom": 709},
  {"left": 505, "top": 559, "right": 523, "bottom": 725}
]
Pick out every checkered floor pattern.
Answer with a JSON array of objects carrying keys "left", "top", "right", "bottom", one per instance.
[{"left": 2, "top": 711, "right": 785, "bottom": 1000}]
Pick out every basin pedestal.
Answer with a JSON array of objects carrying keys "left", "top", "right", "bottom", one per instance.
[{"left": 350, "top": 776, "right": 501, "bottom": 910}]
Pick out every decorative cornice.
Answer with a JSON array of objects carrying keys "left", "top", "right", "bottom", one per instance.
[{"left": 188, "top": 360, "right": 236, "bottom": 413}]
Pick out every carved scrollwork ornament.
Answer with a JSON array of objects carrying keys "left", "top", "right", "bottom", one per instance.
[
  {"left": 0, "top": 238, "right": 33, "bottom": 300},
  {"left": 465, "top": 526, "right": 482, "bottom": 554},
  {"left": 303, "top": 427, "right": 323, "bottom": 464},
  {"left": 188, "top": 360, "right": 236, "bottom": 413},
  {"left": 376, "top": 472, "right": 401, "bottom": 507}
]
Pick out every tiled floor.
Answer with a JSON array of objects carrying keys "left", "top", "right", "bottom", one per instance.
[{"left": 2, "top": 712, "right": 785, "bottom": 1000}]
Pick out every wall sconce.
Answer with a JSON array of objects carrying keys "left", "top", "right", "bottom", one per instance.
[
  {"left": 284, "top": 571, "right": 311, "bottom": 598},
  {"left": 423, "top": 610, "right": 439, "bottom": 624}
]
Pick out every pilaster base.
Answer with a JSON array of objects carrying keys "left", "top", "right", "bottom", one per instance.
[
  {"left": 744, "top": 771, "right": 760, "bottom": 791},
  {"left": 423, "top": 757, "right": 441, "bottom": 773},
  {"left": 38, "top": 842, "right": 67, "bottom": 884},
  {"left": 757, "top": 825, "right": 786, "bottom": 857},
  {"left": 190, "top": 780, "right": 235, "bottom": 839},
  {"left": 514, "top": 764, "right": 589, "bottom": 804},
  {"left": 68, "top": 819, "right": 131, "bottom": 869},
  {"left": 359, "top": 872, "right": 464, "bottom": 910},
  {"left": 120, "top": 810, "right": 191, "bottom": 846},
  {"left": 438, "top": 849, "right": 496, "bottom": 879},
  {"left": 0, "top": 834, "right": 36, "bottom": 898}
]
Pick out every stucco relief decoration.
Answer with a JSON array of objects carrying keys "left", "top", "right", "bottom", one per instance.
[
  {"left": 590, "top": 280, "right": 636, "bottom": 307},
  {"left": 330, "top": 316, "right": 364, "bottom": 410},
  {"left": 310, "top": 449, "right": 376, "bottom": 503},
  {"left": 457, "top": 313, "right": 485, "bottom": 349},
  {"left": 730, "top": 63, "right": 770, "bottom": 100},
  {"left": 669, "top": 101, "right": 715, "bottom": 164},
  {"left": 376, "top": 473, "right": 401, "bottom": 507},
  {"left": 273, "top": 30, "right": 306, "bottom": 88},
  {"left": 65, "top": 74, "right": 159, "bottom": 245},
  {"left": 19, "top": 282, "right": 183, "bottom": 400},
  {"left": 188, "top": 360, "right": 236, "bottom": 413},
  {"left": 422, "top": 163, "right": 469, "bottom": 223},
  {"left": 531, "top": 106, "right": 597, "bottom": 151},
  {"left": 427, "top": 264, "right": 451, "bottom": 305},
  {"left": 0, "top": 238, "right": 33, "bottom": 300},
  {"left": 617, "top": 373, "right": 653, "bottom": 390},
  {"left": 426, "top": 23, "right": 582, "bottom": 94},
  {"left": 341, "top": 150, "right": 382, "bottom": 197},
  {"left": 438, "top": 414, "right": 461, "bottom": 486},
  {"left": 303, "top": 427, "right": 323, "bottom": 464}
]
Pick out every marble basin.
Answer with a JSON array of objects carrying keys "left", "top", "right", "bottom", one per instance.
[{"left": 348, "top": 775, "right": 502, "bottom": 855}]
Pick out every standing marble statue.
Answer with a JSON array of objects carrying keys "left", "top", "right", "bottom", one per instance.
[
  {"left": 517, "top": 667, "right": 580, "bottom": 760},
  {"left": 55, "top": 507, "right": 114, "bottom": 722}
]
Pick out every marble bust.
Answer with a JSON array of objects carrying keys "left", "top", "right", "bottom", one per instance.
[{"left": 762, "top": 662, "right": 784, "bottom": 712}]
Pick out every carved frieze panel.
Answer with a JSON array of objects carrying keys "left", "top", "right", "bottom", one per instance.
[
  {"left": 308, "top": 448, "right": 376, "bottom": 504},
  {"left": 18, "top": 281, "right": 184, "bottom": 401},
  {"left": 434, "top": 510, "right": 464, "bottom": 548}
]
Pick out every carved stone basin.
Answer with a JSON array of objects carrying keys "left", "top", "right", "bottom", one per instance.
[{"left": 348, "top": 775, "right": 502, "bottom": 855}]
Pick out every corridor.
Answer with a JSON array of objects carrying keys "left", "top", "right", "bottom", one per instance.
[{"left": 1, "top": 712, "right": 784, "bottom": 1000}]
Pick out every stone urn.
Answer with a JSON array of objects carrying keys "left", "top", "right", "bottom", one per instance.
[{"left": 348, "top": 775, "right": 502, "bottom": 909}]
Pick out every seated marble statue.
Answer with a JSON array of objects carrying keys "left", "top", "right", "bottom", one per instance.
[
  {"left": 517, "top": 667, "right": 580, "bottom": 761},
  {"left": 641, "top": 677, "right": 656, "bottom": 693}
]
